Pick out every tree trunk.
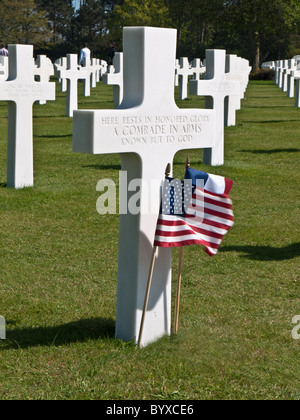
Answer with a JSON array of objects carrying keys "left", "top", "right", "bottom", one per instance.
[{"left": 254, "top": 31, "right": 260, "bottom": 71}]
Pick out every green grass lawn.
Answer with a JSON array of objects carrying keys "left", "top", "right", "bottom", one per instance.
[{"left": 0, "top": 79, "right": 299, "bottom": 400}]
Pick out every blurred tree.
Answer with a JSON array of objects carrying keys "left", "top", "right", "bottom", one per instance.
[
  {"left": 223, "top": 0, "right": 300, "bottom": 70},
  {"left": 0, "top": 0, "right": 51, "bottom": 47},
  {"left": 165, "top": 0, "right": 225, "bottom": 58},
  {"left": 36, "top": 0, "right": 74, "bottom": 43},
  {"left": 107, "top": 0, "right": 172, "bottom": 47},
  {"left": 0, "top": 0, "right": 298, "bottom": 67},
  {"left": 74, "top": 0, "right": 120, "bottom": 57}
]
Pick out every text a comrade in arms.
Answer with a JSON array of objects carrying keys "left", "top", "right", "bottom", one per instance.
[{"left": 101, "top": 114, "right": 210, "bottom": 138}]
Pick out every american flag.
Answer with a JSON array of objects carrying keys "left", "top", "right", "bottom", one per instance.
[{"left": 154, "top": 168, "right": 234, "bottom": 256}]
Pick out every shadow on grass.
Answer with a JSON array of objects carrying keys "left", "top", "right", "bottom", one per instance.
[
  {"left": 240, "top": 148, "right": 300, "bottom": 154},
  {"left": 33, "top": 115, "right": 69, "bottom": 119},
  {"left": 0, "top": 183, "right": 7, "bottom": 188},
  {"left": 82, "top": 164, "right": 121, "bottom": 171},
  {"left": 243, "top": 119, "right": 300, "bottom": 124},
  {"left": 0, "top": 317, "right": 115, "bottom": 350},
  {"left": 221, "top": 242, "right": 300, "bottom": 261},
  {"left": 244, "top": 106, "right": 295, "bottom": 110},
  {"left": 35, "top": 134, "right": 72, "bottom": 139}
]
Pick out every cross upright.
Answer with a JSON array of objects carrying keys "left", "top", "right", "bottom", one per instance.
[
  {"left": 0, "top": 45, "right": 55, "bottom": 188},
  {"left": 174, "top": 59, "right": 180, "bottom": 87},
  {"left": 94, "top": 59, "right": 101, "bottom": 83},
  {"left": 189, "top": 49, "right": 241, "bottom": 166},
  {"left": 81, "top": 56, "right": 93, "bottom": 97},
  {"left": 102, "top": 52, "right": 124, "bottom": 107},
  {"left": 177, "top": 57, "right": 194, "bottom": 100},
  {"left": 91, "top": 58, "right": 98, "bottom": 88},
  {"left": 286, "top": 59, "right": 296, "bottom": 98},
  {"left": 296, "top": 78, "right": 300, "bottom": 107},
  {"left": 34, "top": 55, "right": 55, "bottom": 105},
  {"left": 57, "top": 54, "right": 89, "bottom": 117},
  {"left": 54, "top": 57, "right": 67, "bottom": 92},
  {"left": 73, "top": 27, "right": 216, "bottom": 347},
  {"left": 278, "top": 60, "right": 288, "bottom": 88},
  {"left": 99, "top": 60, "right": 108, "bottom": 78},
  {"left": 0, "top": 56, "right": 8, "bottom": 81},
  {"left": 274, "top": 61, "right": 280, "bottom": 85},
  {"left": 191, "top": 58, "right": 205, "bottom": 80},
  {"left": 224, "top": 54, "right": 242, "bottom": 127}
]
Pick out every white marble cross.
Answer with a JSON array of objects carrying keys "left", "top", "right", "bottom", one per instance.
[
  {"left": 276, "top": 61, "right": 283, "bottom": 88},
  {"left": 99, "top": 60, "right": 108, "bottom": 78},
  {"left": 174, "top": 59, "right": 180, "bottom": 87},
  {"left": 289, "top": 61, "right": 300, "bottom": 105},
  {"left": 224, "top": 54, "right": 242, "bottom": 127},
  {"left": 81, "top": 57, "right": 92, "bottom": 97},
  {"left": 189, "top": 49, "right": 240, "bottom": 166},
  {"left": 57, "top": 54, "right": 89, "bottom": 117},
  {"left": 0, "top": 56, "right": 8, "bottom": 81},
  {"left": 274, "top": 60, "right": 280, "bottom": 85},
  {"left": 94, "top": 59, "right": 101, "bottom": 83},
  {"left": 73, "top": 27, "right": 215, "bottom": 347},
  {"left": 102, "top": 52, "right": 124, "bottom": 107},
  {"left": 55, "top": 57, "right": 67, "bottom": 92},
  {"left": 295, "top": 78, "right": 300, "bottom": 107},
  {"left": 285, "top": 59, "right": 296, "bottom": 98},
  {"left": 278, "top": 60, "right": 288, "bottom": 89},
  {"left": 287, "top": 72, "right": 295, "bottom": 98},
  {"left": 91, "top": 58, "right": 98, "bottom": 88},
  {"left": 34, "top": 55, "right": 54, "bottom": 105},
  {"left": 177, "top": 57, "right": 193, "bottom": 100},
  {"left": 0, "top": 45, "right": 55, "bottom": 188},
  {"left": 191, "top": 58, "right": 205, "bottom": 80},
  {"left": 238, "top": 58, "right": 252, "bottom": 96},
  {"left": 282, "top": 66, "right": 289, "bottom": 93}
]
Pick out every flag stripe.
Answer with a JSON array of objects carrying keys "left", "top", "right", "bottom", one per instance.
[
  {"left": 154, "top": 236, "right": 221, "bottom": 256},
  {"left": 155, "top": 227, "right": 223, "bottom": 244},
  {"left": 157, "top": 216, "right": 232, "bottom": 236},
  {"left": 154, "top": 234, "right": 220, "bottom": 249},
  {"left": 156, "top": 224, "right": 224, "bottom": 240},
  {"left": 155, "top": 172, "right": 234, "bottom": 256},
  {"left": 195, "top": 186, "right": 232, "bottom": 202},
  {"left": 192, "top": 198, "right": 234, "bottom": 216},
  {"left": 201, "top": 195, "right": 233, "bottom": 210},
  {"left": 194, "top": 187, "right": 233, "bottom": 205}
]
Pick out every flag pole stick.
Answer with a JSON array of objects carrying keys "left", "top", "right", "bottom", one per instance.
[
  {"left": 173, "top": 156, "right": 190, "bottom": 335},
  {"left": 137, "top": 163, "right": 172, "bottom": 348},
  {"left": 137, "top": 246, "right": 157, "bottom": 347},
  {"left": 174, "top": 246, "right": 183, "bottom": 334}
]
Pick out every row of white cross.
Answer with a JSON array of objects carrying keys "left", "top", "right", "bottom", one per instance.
[
  {"left": 263, "top": 58, "right": 300, "bottom": 107},
  {"left": 0, "top": 28, "right": 252, "bottom": 347},
  {"left": 55, "top": 56, "right": 108, "bottom": 116},
  {"left": 0, "top": 41, "right": 251, "bottom": 191}
]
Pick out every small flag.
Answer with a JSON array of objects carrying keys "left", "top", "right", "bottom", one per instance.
[{"left": 154, "top": 168, "right": 234, "bottom": 256}]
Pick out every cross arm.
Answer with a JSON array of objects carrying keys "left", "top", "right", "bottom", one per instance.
[
  {"left": 73, "top": 107, "right": 216, "bottom": 157},
  {"left": 189, "top": 79, "right": 241, "bottom": 98},
  {"left": 0, "top": 80, "right": 55, "bottom": 103}
]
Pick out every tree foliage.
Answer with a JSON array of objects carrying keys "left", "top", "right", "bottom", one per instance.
[
  {"left": 0, "top": 0, "right": 51, "bottom": 47},
  {"left": 36, "top": 0, "right": 74, "bottom": 43},
  {"left": 222, "top": 0, "right": 300, "bottom": 69},
  {"left": 0, "top": 0, "right": 299, "bottom": 67},
  {"left": 108, "top": 0, "right": 172, "bottom": 44}
]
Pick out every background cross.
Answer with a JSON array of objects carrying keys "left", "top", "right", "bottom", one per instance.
[
  {"left": 0, "top": 45, "right": 55, "bottom": 188},
  {"left": 189, "top": 49, "right": 240, "bottom": 166}
]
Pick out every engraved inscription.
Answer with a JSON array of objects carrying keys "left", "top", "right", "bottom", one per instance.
[
  {"left": 101, "top": 114, "right": 211, "bottom": 147},
  {"left": 205, "top": 81, "right": 238, "bottom": 95},
  {"left": 1, "top": 83, "right": 46, "bottom": 100}
]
